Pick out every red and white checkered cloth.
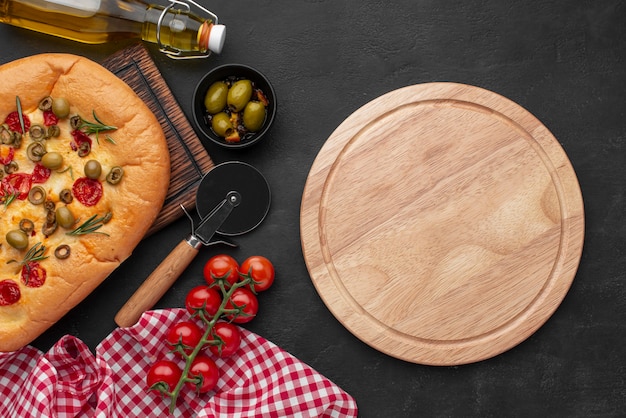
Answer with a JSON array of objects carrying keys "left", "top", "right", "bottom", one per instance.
[{"left": 0, "top": 309, "right": 357, "bottom": 417}]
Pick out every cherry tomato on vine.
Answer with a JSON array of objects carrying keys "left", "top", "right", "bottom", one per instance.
[
  {"left": 185, "top": 354, "right": 220, "bottom": 394},
  {"left": 239, "top": 255, "right": 275, "bottom": 292},
  {"left": 147, "top": 360, "right": 182, "bottom": 393},
  {"left": 185, "top": 285, "right": 222, "bottom": 317},
  {"left": 225, "top": 287, "right": 259, "bottom": 324},
  {"left": 208, "top": 321, "right": 242, "bottom": 358},
  {"left": 166, "top": 321, "right": 204, "bottom": 355},
  {"left": 203, "top": 254, "right": 239, "bottom": 287}
]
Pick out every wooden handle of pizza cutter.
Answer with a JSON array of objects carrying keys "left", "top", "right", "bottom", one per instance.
[{"left": 114, "top": 239, "right": 199, "bottom": 328}]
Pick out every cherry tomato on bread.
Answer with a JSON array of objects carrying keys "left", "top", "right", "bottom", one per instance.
[
  {"left": 203, "top": 254, "right": 239, "bottom": 287},
  {"left": 239, "top": 255, "right": 275, "bottom": 292}
]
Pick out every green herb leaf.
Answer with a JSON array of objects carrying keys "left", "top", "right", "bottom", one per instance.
[
  {"left": 80, "top": 111, "right": 117, "bottom": 144},
  {"left": 66, "top": 213, "right": 111, "bottom": 236},
  {"left": 15, "top": 96, "right": 26, "bottom": 134},
  {"left": 57, "top": 165, "right": 74, "bottom": 180},
  {"left": 7, "top": 242, "right": 48, "bottom": 273},
  {"left": 1, "top": 191, "right": 18, "bottom": 209}
]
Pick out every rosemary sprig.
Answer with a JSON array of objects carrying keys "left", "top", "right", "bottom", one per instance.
[
  {"left": 80, "top": 111, "right": 117, "bottom": 144},
  {"left": 1, "top": 191, "right": 18, "bottom": 209},
  {"left": 57, "top": 165, "right": 74, "bottom": 180},
  {"left": 7, "top": 242, "right": 48, "bottom": 273},
  {"left": 15, "top": 96, "right": 26, "bottom": 134},
  {"left": 66, "top": 213, "right": 111, "bottom": 236}
]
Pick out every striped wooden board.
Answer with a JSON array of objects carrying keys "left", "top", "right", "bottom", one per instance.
[{"left": 103, "top": 44, "right": 214, "bottom": 235}]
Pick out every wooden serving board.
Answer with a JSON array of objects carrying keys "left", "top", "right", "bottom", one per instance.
[
  {"left": 103, "top": 44, "right": 214, "bottom": 235},
  {"left": 300, "top": 83, "right": 585, "bottom": 365}
]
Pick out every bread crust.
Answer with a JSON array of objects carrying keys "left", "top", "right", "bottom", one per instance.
[{"left": 0, "top": 54, "right": 170, "bottom": 351}]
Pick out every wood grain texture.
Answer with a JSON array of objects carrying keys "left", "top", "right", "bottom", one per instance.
[
  {"left": 102, "top": 44, "right": 214, "bottom": 235},
  {"left": 114, "top": 240, "right": 199, "bottom": 327},
  {"left": 300, "top": 82, "right": 585, "bottom": 365}
]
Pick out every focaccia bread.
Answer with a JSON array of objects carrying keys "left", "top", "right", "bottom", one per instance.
[{"left": 0, "top": 54, "right": 170, "bottom": 351}]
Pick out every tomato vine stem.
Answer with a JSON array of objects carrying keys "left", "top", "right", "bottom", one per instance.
[{"left": 165, "top": 276, "right": 252, "bottom": 413}]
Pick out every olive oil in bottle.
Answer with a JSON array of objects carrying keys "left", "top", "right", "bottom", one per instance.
[{"left": 0, "top": 0, "right": 226, "bottom": 58}]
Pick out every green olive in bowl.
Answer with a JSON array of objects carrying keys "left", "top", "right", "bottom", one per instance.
[
  {"left": 227, "top": 79, "right": 253, "bottom": 112},
  {"left": 204, "top": 81, "right": 228, "bottom": 115},
  {"left": 211, "top": 112, "right": 234, "bottom": 138},
  {"left": 192, "top": 64, "right": 276, "bottom": 149},
  {"left": 243, "top": 101, "right": 266, "bottom": 132}
]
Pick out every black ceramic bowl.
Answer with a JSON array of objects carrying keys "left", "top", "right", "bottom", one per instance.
[{"left": 192, "top": 64, "right": 276, "bottom": 149}]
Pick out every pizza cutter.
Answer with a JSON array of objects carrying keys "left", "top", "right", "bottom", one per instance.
[{"left": 114, "top": 161, "right": 271, "bottom": 327}]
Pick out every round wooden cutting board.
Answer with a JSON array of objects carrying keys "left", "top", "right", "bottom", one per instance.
[{"left": 300, "top": 83, "right": 584, "bottom": 365}]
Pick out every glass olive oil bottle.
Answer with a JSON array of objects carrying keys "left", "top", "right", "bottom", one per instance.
[{"left": 0, "top": 0, "right": 226, "bottom": 58}]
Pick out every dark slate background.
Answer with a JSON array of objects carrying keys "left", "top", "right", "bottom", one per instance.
[{"left": 1, "top": 1, "right": 625, "bottom": 416}]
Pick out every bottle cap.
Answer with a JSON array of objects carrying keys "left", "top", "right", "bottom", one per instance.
[{"left": 207, "top": 24, "right": 226, "bottom": 54}]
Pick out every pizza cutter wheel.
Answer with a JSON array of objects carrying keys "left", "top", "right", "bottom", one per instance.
[{"left": 115, "top": 161, "right": 271, "bottom": 327}]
